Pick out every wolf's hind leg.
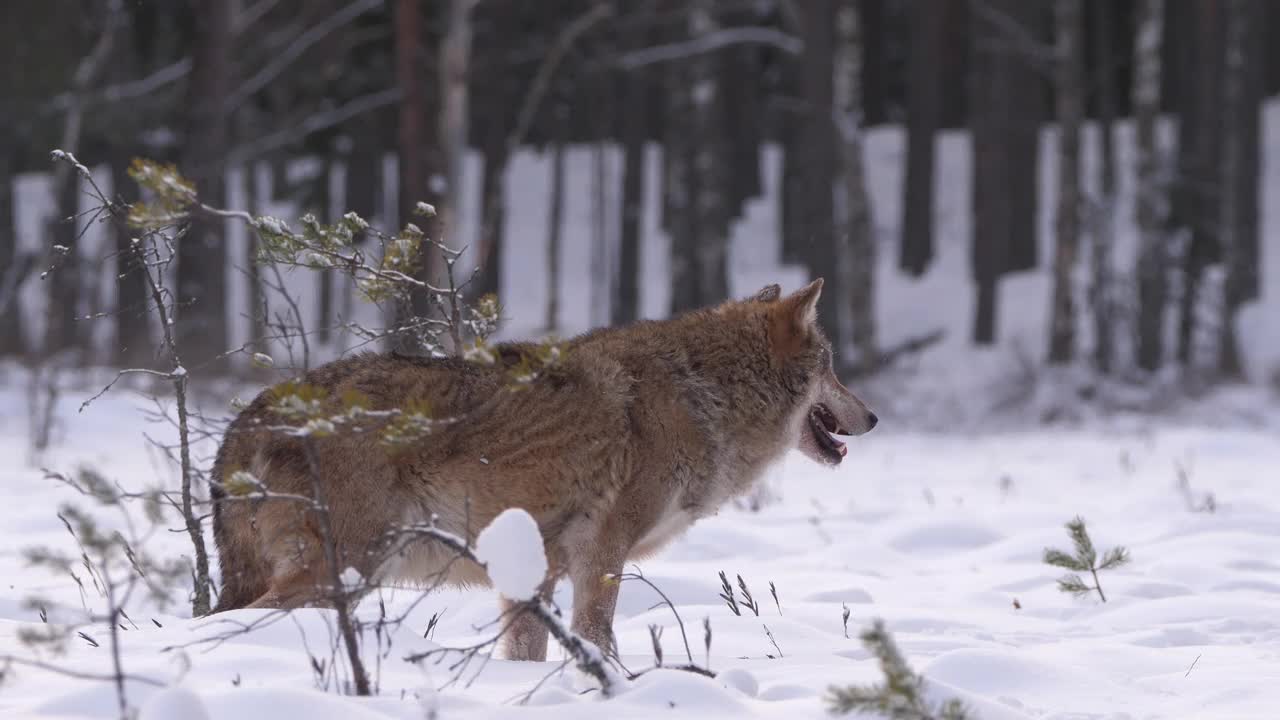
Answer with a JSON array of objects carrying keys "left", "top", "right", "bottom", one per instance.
[{"left": 499, "top": 585, "right": 554, "bottom": 661}]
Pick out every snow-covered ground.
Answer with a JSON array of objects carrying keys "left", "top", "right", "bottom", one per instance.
[{"left": 2, "top": 375, "right": 1278, "bottom": 720}]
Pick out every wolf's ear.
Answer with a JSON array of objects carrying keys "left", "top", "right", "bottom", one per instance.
[
  {"left": 768, "top": 278, "right": 823, "bottom": 356},
  {"left": 786, "top": 278, "right": 823, "bottom": 327},
  {"left": 753, "top": 283, "right": 782, "bottom": 303}
]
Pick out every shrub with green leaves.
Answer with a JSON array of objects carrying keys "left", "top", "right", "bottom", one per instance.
[{"left": 1043, "top": 516, "right": 1130, "bottom": 603}]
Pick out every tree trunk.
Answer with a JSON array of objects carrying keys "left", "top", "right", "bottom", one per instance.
[
  {"left": 0, "top": 147, "right": 24, "bottom": 357},
  {"left": 437, "top": 0, "right": 473, "bottom": 252},
  {"left": 779, "top": 125, "right": 805, "bottom": 265},
  {"left": 689, "top": 0, "right": 729, "bottom": 308},
  {"left": 1090, "top": 0, "right": 1118, "bottom": 374},
  {"left": 900, "top": 0, "right": 941, "bottom": 277},
  {"left": 545, "top": 101, "right": 567, "bottom": 332},
  {"left": 475, "top": 131, "right": 508, "bottom": 301},
  {"left": 1134, "top": 0, "right": 1167, "bottom": 373},
  {"left": 798, "top": 0, "right": 842, "bottom": 339},
  {"left": 969, "top": 2, "right": 1012, "bottom": 345},
  {"left": 613, "top": 68, "right": 645, "bottom": 326},
  {"left": 179, "top": 0, "right": 231, "bottom": 367},
  {"left": 835, "top": 0, "right": 876, "bottom": 366},
  {"left": 1174, "top": 0, "right": 1224, "bottom": 369},
  {"left": 1217, "top": 0, "right": 1263, "bottom": 379},
  {"left": 1048, "top": 0, "right": 1083, "bottom": 365},
  {"left": 1004, "top": 0, "right": 1045, "bottom": 274}
]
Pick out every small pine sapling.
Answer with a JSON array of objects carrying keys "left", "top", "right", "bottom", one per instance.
[
  {"left": 1043, "top": 516, "right": 1130, "bottom": 602},
  {"left": 827, "top": 619, "right": 971, "bottom": 719}
]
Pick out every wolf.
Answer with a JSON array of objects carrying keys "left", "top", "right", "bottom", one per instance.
[{"left": 210, "top": 278, "right": 876, "bottom": 661}]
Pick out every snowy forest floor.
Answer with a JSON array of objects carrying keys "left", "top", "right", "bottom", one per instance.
[{"left": 1, "top": 368, "right": 1278, "bottom": 719}]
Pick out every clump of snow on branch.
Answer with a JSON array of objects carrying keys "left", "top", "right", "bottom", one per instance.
[{"left": 474, "top": 508, "right": 547, "bottom": 600}]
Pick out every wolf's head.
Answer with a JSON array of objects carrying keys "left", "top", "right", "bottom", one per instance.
[{"left": 755, "top": 279, "right": 877, "bottom": 466}]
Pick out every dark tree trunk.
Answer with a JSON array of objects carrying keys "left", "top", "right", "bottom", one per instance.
[
  {"left": 0, "top": 147, "right": 23, "bottom": 357},
  {"left": 688, "top": 1, "right": 729, "bottom": 308},
  {"left": 858, "top": 0, "right": 887, "bottom": 126},
  {"left": 614, "top": 66, "right": 646, "bottom": 326},
  {"left": 395, "top": 0, "right": 442, "bottom": 352},
  {"left": 1090, "top": 0, "right": 1118, "bottom": 374},
  {"left": 968, "top": 1, "right": 1012, "bottom": 345},
  {"left": 1218, "top": 0, "right": 1264, "bottom": 379},
  {"left": 797, "top": 0, "right": 842, "bottom": 338},
  {"left": 545, "top": 102, "right": 567, "bottom": 331},
  {"left": 779, "top": 123, "right": 805, "bottom": 265},
  {"left": 900, "top": 0, "right": 942, "bottom": 276},
  {"left": 178, "top": 0, "right": 232, "bottom": 367},
  {"left": 1004, "top": 0, "right": 1046, "bottom": 274},
  {"left": 1134, "top": 0, "right": 1167, "bottom": 373},
  {"left": 1048, "top": 0, "right": 1084, "bottom": 365},
  {"left": 722, "top": 43, "right": 763, "bottom": 220},
  {"left": 475, "top": 128, "right": 508, "bottom": 301},
  {"left": 1174, "top": 0, "right": 1224, "bottom": 368},
  {"left": 317, "top": 156, "right": 335, "bottom": 346},
  {"left": 44, "top": 157, "right": 82, "bottom": 358}
]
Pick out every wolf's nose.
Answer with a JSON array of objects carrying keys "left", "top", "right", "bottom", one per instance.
[{"left": 867, "top": 412, "right": 879, "bottom": 430}]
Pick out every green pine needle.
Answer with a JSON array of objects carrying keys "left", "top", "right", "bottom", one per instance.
[
  {"left": 1044, "top": 516, "right": 1130, "bottom": 602},
  {"left": 827, "top": 619, "right": 972, "bottom": 719}
]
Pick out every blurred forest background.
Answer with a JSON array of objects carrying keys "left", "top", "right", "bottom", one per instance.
[{"left": 1, "top": 0, "right": 1278, "bottom": 389}]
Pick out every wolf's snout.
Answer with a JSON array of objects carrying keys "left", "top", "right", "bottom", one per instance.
[{"left": 866, "top": 412, "right": 879, "bottom": 430}]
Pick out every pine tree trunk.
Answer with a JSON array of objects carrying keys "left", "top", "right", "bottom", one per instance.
[
  {"left": 1174, "top": 0, "right": 1224, "bottom": 370},
  {"left": 45, "top": 152, "right": 83, "bottom": 358},
  {"left": 1217, "top": 0, "right": 1263, "bottom": 379},
  {"left": 437, "top": 0, "right": 473, "bottom": 256},
  {"left": 969, "top": 3, "right": 1011, "bottom": 345},
  {"left": 780, "top": 126, "right": 805, "bottom": 265},
  {"left": 1090, "top": 0, "right": 1117, "bottom": 374},
  {"left": 835, "top": 0, "right": 876, "bottom": 366},
  {"left": 1049, "top": 0, "right": 1083, "bottom": 365},
  {"left": 900, "top": 0, "right": 941, "bottom": 277},
  {"left": 178, "top": 0, "right": 231, "bottom": 368},
  {"left": 1004, "top": 0, "right": 1045, "bottom": 274},
  {"left": 683, "top": 0, "right": 730, "bottom": 308},
  {"left": 0, "top": 147, "right": 24, "bottom": 357},
  {"left": 545, "top": 103, "right": 567, "bottom": 332},
  {"left": 590, "top": 140, "right": 609, "bottom": 327},
  {"left": 476, "top": 133, "right": 508, "bottom": 300},
  {"left": 798, "top": 0, "right": 842, "bottom": 339},
  {"left": 1134, "top": 0, "right": 1167, "bottom": 373},
  {"left": 614, "top": 68, "right": 645, "bottom": 326}
]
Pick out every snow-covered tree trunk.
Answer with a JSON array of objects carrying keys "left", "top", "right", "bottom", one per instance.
[
  {"left": 1133, "top": 0, "right": 1167, "bottom": 373},
  {"left": 1048, "top": 0, "right": 1083, "bottom": 365},
  {"left": 834, "top": 0, "right": 876, "bottom": 367}
]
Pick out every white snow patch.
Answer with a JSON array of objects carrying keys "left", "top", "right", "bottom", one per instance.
[{"left": 474, "top": 508, "right": 547, "bottom": 600}]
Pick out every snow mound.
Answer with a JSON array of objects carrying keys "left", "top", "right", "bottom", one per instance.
[
  {"left": 474, "top": 508, "right": 547, "bottom": 600},
  {"left": 138, "top": 686, "right": 211, "bottom": 720}
]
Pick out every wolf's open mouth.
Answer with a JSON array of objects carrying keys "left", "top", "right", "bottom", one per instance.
[{"left": 809, "top": 403, "right": 848, "bottom": 463}]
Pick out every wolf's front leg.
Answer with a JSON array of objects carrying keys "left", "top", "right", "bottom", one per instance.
[{"left": 569, "top": 552, "right": 624, "bottom": 657}]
